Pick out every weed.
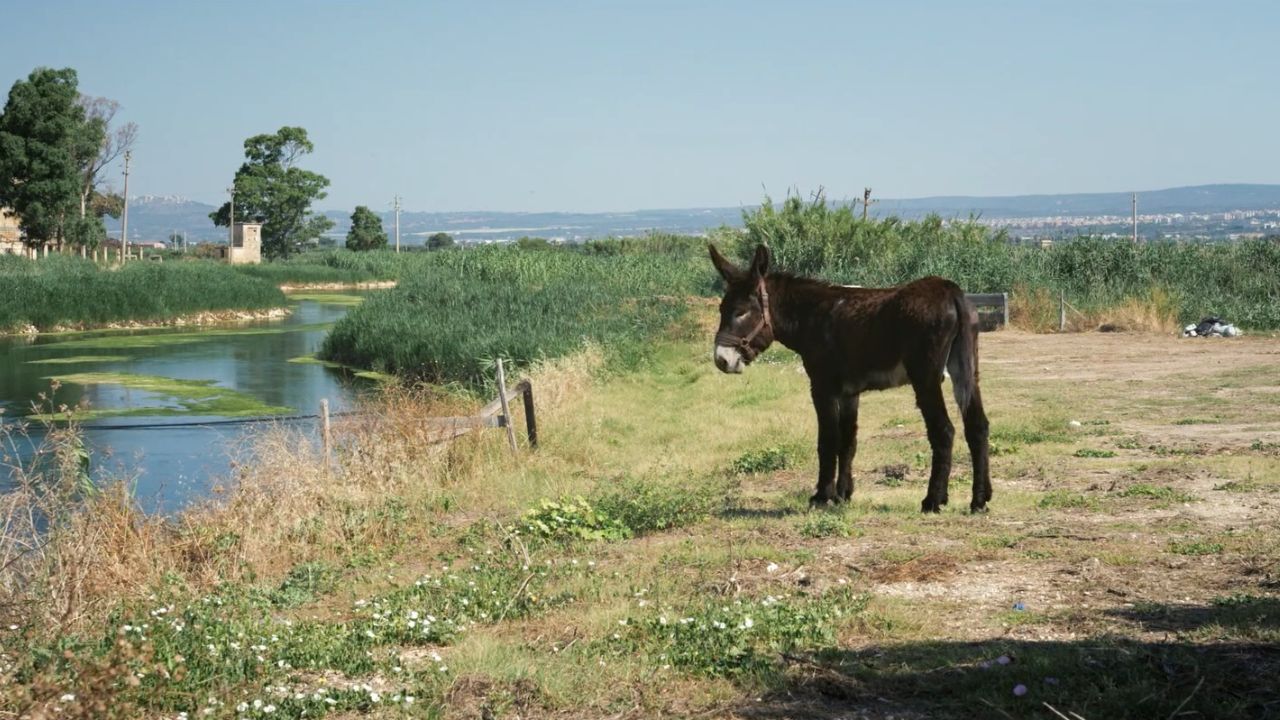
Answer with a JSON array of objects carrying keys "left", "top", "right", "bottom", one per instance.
[
  {"left": 1169, "top": 539, "right": 1225, "bottom": 556},
  {"left": 799, "top": 512, "right": 854, "bottom": 539},
  {"left": 1074, "top": 448, "right": 1117, "bottom": 458},
  {"left": 618, "top": 590, "right": 868, "bottom": 679},
  {"left": 1038, "top": 491, "right": 1096, "bottom": 510},
  {"left": 1117, "top": 484, "right": 1195, "bottom": 503},
  {"left": 592, "top": 478, "right": 722, "bottom": 536},
  {"left": 517, "top": 497, "right": 630, "bottom": 542},
  {"left": 268, "top": 562, "right": 338, "bottom": 608},
  {"left": 731, "top": 446, "right": 796, "bottom": 475}
]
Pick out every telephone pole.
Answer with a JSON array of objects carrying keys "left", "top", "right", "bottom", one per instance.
[
  {"left": 1131, "top": 192, "right": 1138, "bottom": 244},
  {"left": 227, "top": 185, "right": 236, "bottom": 246},
  {"left": 392, "top": 195, "right": 402, "bottom": 253},
  {"left": 859, "top": 187, "right": 877, "bottom": 221},
  {"left": 120, "top": 150, "right": 131, "bottom": 262}
]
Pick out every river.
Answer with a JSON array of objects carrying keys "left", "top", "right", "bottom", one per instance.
[{"left": 0, "top": 294, "right": 372, "bottom": 514}]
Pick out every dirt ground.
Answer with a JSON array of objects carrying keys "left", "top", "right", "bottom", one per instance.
[{"left": 714, "top": 330, "right": 1280, "bottom": 718}]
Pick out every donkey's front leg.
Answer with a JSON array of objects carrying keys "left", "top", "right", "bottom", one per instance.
[
  {"left": 836, "top": 393, "right": 859, "bottom": 502},
  {"left": 810, "top": 386, "right": 841, "bottom": 506}
]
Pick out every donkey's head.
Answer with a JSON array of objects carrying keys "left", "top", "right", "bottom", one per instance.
[{"left": 709, "top": 243, "right": 774, "bottom": 374}]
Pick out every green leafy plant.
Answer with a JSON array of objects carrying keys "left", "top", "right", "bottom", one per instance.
[
  {"left": 519, "top": 497, "right": 629, "bottom": 542},
  {"left": 731, "top": 446, "right": 796, "bottom": 475}
]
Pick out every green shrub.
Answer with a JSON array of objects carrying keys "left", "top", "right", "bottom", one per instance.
[
  {"left": 731, "top": 446, "right": 796, "bottom": 475},
  {"left": 518, "top": 497, "right": 629, "bottom": 542},
  {"left": 592, "top": 478, "right": 722, "bottom": 535}
]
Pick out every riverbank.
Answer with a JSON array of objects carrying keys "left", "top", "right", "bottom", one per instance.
[
  {"left": 4, "top": 306, "right": 294, "bottom": 337},
  {"left": 279, "top": 280, "right": 397, "bottom": 291}
]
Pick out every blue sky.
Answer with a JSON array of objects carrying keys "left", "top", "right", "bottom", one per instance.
[{"left": 4, "top": 0, "right": 1277, "bottom": 212}]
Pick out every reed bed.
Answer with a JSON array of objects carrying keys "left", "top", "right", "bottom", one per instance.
[
  {"left": 0, "top": 255, "right": 285, "bottom": 333},
  {"left": 320, "top": 245, "right": 712, "bottom": 388},
  {"left": 731, "top": 193, "right": 1280, "bottom": 329}
]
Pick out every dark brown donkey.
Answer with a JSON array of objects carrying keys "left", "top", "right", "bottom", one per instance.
[{"left": 710, "top": 244, "right": 992, "bottom": 513}]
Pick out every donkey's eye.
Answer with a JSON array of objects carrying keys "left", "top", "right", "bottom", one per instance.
[{"left": 734, "top": 311, "right": 750, "bottom": 321}]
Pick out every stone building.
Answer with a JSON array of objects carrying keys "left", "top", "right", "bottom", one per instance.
[
  {"left": 220, "top": 221, "right": 263, "bottom": 264},
  {"left": 0, "top": 207, "right": 24, "bottom": 256}
]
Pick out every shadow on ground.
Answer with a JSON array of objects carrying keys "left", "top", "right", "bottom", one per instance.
[{"left": 734, "top": 599, "right": 1280, "bottom": 720}]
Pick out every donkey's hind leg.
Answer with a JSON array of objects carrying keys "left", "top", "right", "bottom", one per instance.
[
  {"left": 909, "top": 373, "right": 954, "bottom": 513},
  {"left": 961, "top": 384, "right": 992, "bottom": 512},
  {"left": 946, "top": 327, "right": 992, "bottom": 512}
]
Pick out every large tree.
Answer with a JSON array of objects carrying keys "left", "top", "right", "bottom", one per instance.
[
  {"left": 210, "top": 126, "right": 333, "bottom": 259},
  {"left": 75, "top": 95, "right": 135, "bottom": 213},
  {"left": 345, "top": 205, "right": 388, "bottom": 251},
  {"left": 0, "top": 67, "right": 104, "bottom": 250}
]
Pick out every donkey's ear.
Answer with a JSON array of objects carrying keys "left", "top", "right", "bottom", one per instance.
[
  {"left": 749, "top": 244, "right": 771, "bottom": 278},
  {"left": 708, "top": 244, "right": 744, "bottom": 282}
]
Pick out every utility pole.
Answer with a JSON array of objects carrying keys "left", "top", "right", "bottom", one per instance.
[
  {"left": 1131, "top": 192, "right": 1138, "bottom": 244},
  {"left": 393, "top": 195, "right": 402, "bottom": 253},
  {"left": 859, "top": 187, "right": 877, "bottom": 221},
  {"left": 120, "top": 150, "right": 131, "bottom": 262},
  {"left": 227, "top": 185, "right": 236, "bottom": 246}
]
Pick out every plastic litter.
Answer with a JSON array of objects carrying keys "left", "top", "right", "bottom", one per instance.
[
  {"left": 1012, "top": 601, "right": 1026, "bottom": 611},
  {"left": 1183, "top": 316, "right": 1242, "bottom": 338}
]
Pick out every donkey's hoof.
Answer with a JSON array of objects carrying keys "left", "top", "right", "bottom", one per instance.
[
  {"left": 970, "top": 502, "right": 989, "bottom": 514},
  {"left": 920, "top": 498, "right": 942, "bottom": 514},
  {"left": 809, "top": 494, "right": 836, "bottom": 508}
]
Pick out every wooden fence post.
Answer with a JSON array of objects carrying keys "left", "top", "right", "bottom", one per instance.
[
  {"left": 495, "top": 359, "right": 518, "bottom": 453},
  {"left": 1059, "top": 291, "right": 1066, "bottom": 332},
  {"left": 1001, "top": 292, "right": 1009, "bottom": 329},
  {"left": 320, "top": 398, "right": 331, "bottom": 460},
  {"left": 520, "top": 381, "right": 538, "bottom": 449}
]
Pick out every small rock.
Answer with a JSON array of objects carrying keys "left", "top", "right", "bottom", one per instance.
[{"left": 1068, "top": 420, "right": 1082, "bottom": 428}]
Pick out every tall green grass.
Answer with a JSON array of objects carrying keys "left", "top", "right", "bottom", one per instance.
[
  {"left": 0, "top": 255, "right": 286, "bottom": 332},
  {"left": 728, "top": 194, "right": 1280, "bottom": 328},
  {"left": 231, "top": 249, "right": 417, "bottom": 284},
  {"left": 320, "top": 245, "right": 711, "bottom": 388}
]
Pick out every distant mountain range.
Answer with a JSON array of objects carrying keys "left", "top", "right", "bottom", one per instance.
[{"left": 107, "top": 184, "right": 1280, "bottom": 245}]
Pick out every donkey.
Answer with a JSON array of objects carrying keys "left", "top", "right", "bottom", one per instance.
[{"left": 709, "top": 244, "right": 992, "bottom": 513}]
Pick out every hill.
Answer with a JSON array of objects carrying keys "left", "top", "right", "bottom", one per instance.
[{"left": 105, "top": 184, "right": 1280, "bottom": 245}]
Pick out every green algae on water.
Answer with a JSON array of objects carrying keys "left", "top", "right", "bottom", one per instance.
[
  {"left": 288, "top": 354, "right": 394, "bottom": 383},
  {"left": 34, "top": 323, "right": 334, "bottom": 352},
  {"left": 285, "top": 293, "right": 366, "bottom": 306},
  {"left": 25, "top": 355, "right": 131, "bottom": 365},
  {"left": 35, "top": 372, "right": 293, "bottom": 421}
]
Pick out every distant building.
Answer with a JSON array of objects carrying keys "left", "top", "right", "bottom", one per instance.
[
  {"left": 0, "top": 206, "right": 24, "bottom": 256},
  {"left": 220, "top": 221, "right": 262, "bottom": 264}
]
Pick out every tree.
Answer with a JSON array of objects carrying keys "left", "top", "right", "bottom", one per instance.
[
  {"left": 427, "top": 231, "right": 455, "bottom": 250},
  {"left": 75, "top": 96, "right": 136, "bottom": 232},
  {"left": 345, "top": 206, "right": 388, "bottom": 251},
  {"left": 0, "top": 67, "right": 103, "bottom": 251},
  {"left": 209, "top": 126, "right": 333, "bottom": 260}
]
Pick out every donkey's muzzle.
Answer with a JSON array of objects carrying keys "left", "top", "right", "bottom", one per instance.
[{"left": 714, "top": 344, "right": 746, "bottom": 374}]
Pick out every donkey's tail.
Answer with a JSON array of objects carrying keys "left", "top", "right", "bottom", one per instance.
[{"left": 946, "top": 292, "right": 979, "bottom": 412}]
